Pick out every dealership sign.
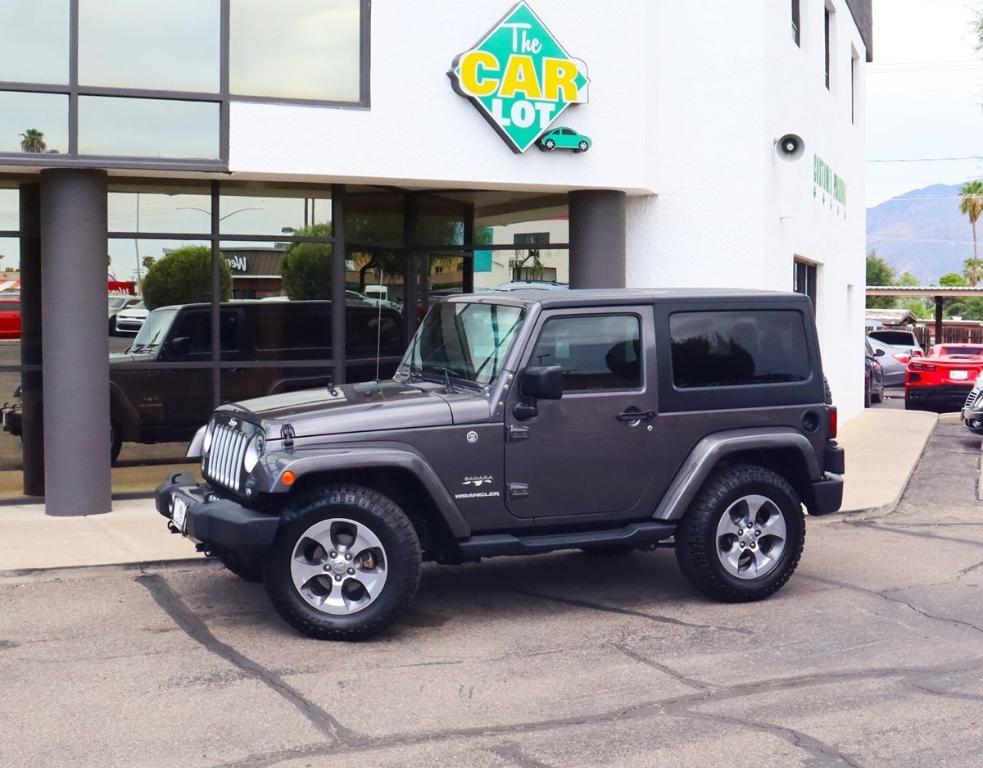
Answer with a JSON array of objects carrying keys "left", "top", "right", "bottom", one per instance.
[{"left": 449, "top": 2, "right": 590, "bottom": 153}]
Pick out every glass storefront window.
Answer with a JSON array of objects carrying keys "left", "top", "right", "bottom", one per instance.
[
  {"left": 79, "top": 0, "right": 220, "bottom": 93},
  {"left": 0, "top": 189, "right": 19, "bottom": 231},
  {"left": 220, "top": 189, "right": 332, "bottom": 236},
  {"left": 0, "top": 92, "right": 68, "bottom": 155},
  {"left": 109, "top": 187, "right": 212, "bottom": 235},
  {"left": 0, "top": 236, "right": 26, "bottom": 499},
  {"left": 230, "top": 0, "right": 362, "bottom": 101},
  {"left": 0, "top": 0, "right": 70, "bottom": 85},
  {"left": 79, "top": 96, "right": 220, "bottom": 159}
]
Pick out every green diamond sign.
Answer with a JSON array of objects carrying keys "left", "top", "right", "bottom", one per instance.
[{"left": 449, "top": 1, "right": 591, "bottom": 154}]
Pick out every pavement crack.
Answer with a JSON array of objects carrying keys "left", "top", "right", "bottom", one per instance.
[
  {"left": 669, "top": 706, "right": 862, "bottom": 767},
  {"left": 848, "top": 520, "right": 983, "bottom": 551},
  {"left": 491, "top": 584, "right": 753, "bottom": 635},
  {"left": 609, "top": 642, "right": 714, "bottom": 692},
  {"left": 213, "top": 658, "right": 983, "bottom": 768},
  {"left": 487, "top": 742, "right": 556, "bottom": 768},
  {"left": 136, "top": 573, "right": 357, "bottom": 746},
  {"left": 803, "top": 574, "right": 983, "bottom": 638}
]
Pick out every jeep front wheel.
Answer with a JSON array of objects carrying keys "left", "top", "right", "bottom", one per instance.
[
  {"left": 264, "top": 486, "right": 422, "bottom": 641},
  {"left": 675, "top": 465, "right": 804, "bottom": 602}
]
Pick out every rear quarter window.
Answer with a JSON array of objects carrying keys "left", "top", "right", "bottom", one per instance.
[{"left": 670, "top": 310, "right": 811, "bottom": 389}]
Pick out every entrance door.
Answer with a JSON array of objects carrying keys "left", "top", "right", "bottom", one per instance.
[{"left": 504, "top": 307, "right": 658, "bottom": 520}]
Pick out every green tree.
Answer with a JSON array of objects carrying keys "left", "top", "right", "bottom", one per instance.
[
  {"left": 141, "top": 245, "right": 231, "bottom": 310},
  {"left": 899, "top": 299, "right": 930, "bottom": 319},
  {"left": 282, "top": 223, "right": 333, "bottom": 300},
  {"left": 939, "top": 272, "right": 969, "bottom": 287},
  {"left": 897, "top": 271, "right": 920, "bottom": 286},
  {"left": 866, "top": 251, "right": 896, "bottom": 308},
  {"left": 960, "top": 180, "right": 983, "bottom": 285},
  {"left": 19, "top": 128, "right": 46, "bottom": 153}
]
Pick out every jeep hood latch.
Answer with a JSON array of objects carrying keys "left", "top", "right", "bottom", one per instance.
[{"left": 281, "top": 423, "right": 295, "bottom": 449}]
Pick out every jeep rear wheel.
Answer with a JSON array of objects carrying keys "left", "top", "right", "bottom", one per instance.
[
  {"left": 264, "top": 486, "right": 422, "bottom": 641},
  {"left": 675, "top": 465, "right": 804, "bottom": 602}
]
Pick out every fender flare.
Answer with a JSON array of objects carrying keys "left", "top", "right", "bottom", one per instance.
[
  {"left": 652, "top": 428, "right": 820, "bottom": 521},
  {"left": 254, "top": 443, "right": 471, "bottom": 539}
]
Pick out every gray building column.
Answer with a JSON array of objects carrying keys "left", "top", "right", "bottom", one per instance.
[
  {"left": 568, "top": 190, "right": 627, "bottom": 289},
  {"left": 40, "top": 169, "right": 110, "bottom": 516},
  {"left": 19, "top": 184, "right": 43, "bottom": 497}
]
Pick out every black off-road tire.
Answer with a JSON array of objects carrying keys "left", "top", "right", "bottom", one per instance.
[
  {"left": 216, "top": 550, "right": 263, "bottom": 582},
  {"left": 263, "top": 485, "right": 422, "bottom": 641},
  {"left": 675, "top": 465, "right": 805, "bottom": 603}
]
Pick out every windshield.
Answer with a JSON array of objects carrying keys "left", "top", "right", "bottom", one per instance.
[
  {"left": 109, "top": 296, "right": 128, "bottom": 311},
  {"left": 400, "top": 302, "right": 525, "bottom": 388},
  {"left": 129, "top": 307, "right": 176, "bottom": 352},
  {"left": 869, "top": 331, "right": 917, "bottom": 347}
]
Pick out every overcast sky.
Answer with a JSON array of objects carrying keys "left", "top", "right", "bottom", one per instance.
[{"left": 866, "top": 0, "right": 983, "bottom": 206}]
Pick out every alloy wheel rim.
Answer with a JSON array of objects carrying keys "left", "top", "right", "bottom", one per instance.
[
  {"left": 715, "top": 494, "right": 787, "bottom": 580},
  {"left": 290, "top": 517, "right": 389, "bottom": 615}
]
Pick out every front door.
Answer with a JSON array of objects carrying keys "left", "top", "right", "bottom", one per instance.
[{"left": 504, "top": 307, "right": 658, "bottom": 520}]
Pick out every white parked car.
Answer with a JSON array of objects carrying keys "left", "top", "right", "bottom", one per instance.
[{"left": 114, "top": 301, "right": 149, "bottom": 335}]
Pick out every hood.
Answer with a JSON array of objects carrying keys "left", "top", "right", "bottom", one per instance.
[
  {"left": 109, "top": 350, "right": 158, "bottom": 363},
  {"left": 229, "top": 379, "right": 469, "bottom": 438}
]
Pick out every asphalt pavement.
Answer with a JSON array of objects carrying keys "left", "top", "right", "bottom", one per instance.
[{"left": 2, "top": 422, "right": 983, "bottom": 767}]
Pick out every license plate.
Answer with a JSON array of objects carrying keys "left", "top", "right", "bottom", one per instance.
[
  {"left": 171, "top": 496, "right": 189, "bottom": 533},
  {"left": 951, "top": 370, "right": 970, "bottom": 380}
]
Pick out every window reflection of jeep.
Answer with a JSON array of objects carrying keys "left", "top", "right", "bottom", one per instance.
[
  {"left": 157, "top": 289, "right": 844, "bottom": 641},
  {"left": 1, "top": 300, "right": 405, "bottom": 465}
]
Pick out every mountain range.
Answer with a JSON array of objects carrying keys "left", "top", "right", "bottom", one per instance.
[{"left": 866, "top": 183, "right": 979, "bottom": 283}]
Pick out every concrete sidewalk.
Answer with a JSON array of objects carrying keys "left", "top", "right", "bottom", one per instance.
[
  {"left": 0, "top": 499, "right": 201, "bottom": 571},
  {"left": 836, "top": 407, "right": 939, "bottom": 514},
  {"left": 0, "top": 408, "right": 942, "bottom": 571}
]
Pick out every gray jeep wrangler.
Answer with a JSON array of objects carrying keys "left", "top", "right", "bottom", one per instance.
[{"left": 156, "top": 289, "right": 844, "bottom": 640}]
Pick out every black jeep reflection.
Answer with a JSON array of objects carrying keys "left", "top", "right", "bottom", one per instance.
[{"left": 5, "top": 300, "right": 405, "bottom": 464}]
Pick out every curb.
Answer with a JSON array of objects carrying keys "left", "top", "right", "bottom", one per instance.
[{"left": 815, "top": 413, "right": 939, "bottom": 523}]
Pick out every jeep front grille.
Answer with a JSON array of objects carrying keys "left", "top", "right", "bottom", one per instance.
[
  {"left": 203, "top": 419, "right": 250, "bottom": 492},
  {"left": 966, "top": 388, "right": 982, "bottom": 409}
]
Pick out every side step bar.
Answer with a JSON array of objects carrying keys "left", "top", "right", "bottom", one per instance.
[{"left": 456, "top": 521, "right": 677, "bottom": 560}]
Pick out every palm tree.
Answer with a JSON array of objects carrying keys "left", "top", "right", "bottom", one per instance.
[
  {"left": 960, "top": 180, "right": 983, "bottom": 286},
  {"left": 19, "top": 128, "right": 47, "bottom": 153}
]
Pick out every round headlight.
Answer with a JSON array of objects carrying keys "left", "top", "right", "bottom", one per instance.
[
  {"left": 203, "top": 421, "right": 216, "bottom": 453},
  {"left": 243, "top": 433, "right": 265, "bottom": 473}
]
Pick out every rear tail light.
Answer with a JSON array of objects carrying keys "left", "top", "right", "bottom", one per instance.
[
  {"left": 828, "top": 406, "right": 837, "bottom": 439},
  {"left": 909, "top": 361, "right": 937, "bottom": 372},
  {"left": 894, "top": 353, "right": 910, "bottom": 364}
]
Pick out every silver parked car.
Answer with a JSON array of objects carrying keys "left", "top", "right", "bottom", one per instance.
[{"left": 866, "top": 336, "right": 907, "bottom": 388}]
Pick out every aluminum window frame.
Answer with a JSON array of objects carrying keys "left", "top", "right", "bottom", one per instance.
[{"left": 0, "top": 0, "right": 372, "bottom": 171}]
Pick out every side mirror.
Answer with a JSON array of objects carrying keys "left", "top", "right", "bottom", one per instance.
[
  {"left": 514, "top": 366, "right": 563, "bottom": 421},
  {"left": 521, "top": 365, "right": 564, "bottom": 400},
  {"left": 874, "top": 348, "right": 885, "bottom": 357},
  {"left": 167, "top": 336, "right": 191, "bottom": 359}
]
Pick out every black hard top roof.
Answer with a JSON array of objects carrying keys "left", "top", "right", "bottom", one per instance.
[{"left": 446, "top": 288, "right": 806, "bottom": 309}]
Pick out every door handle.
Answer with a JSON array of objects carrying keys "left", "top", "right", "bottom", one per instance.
[{"left": 617, "top": 408, "right": 655, "bottom": 424}]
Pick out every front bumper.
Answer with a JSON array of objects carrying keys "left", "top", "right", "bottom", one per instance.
[
  {"left": 1, "top": 404, "right": 22, "bottom": 436},
  {"left": 905, "top": 385, "right": 972, "bottom": 413},
  {"left": 155, "top": 472, "right": 279, "bottom": 552}
]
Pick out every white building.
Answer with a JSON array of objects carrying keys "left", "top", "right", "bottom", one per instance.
[{"left": 0, "top": 0, "right": 870, "bottom": 509}]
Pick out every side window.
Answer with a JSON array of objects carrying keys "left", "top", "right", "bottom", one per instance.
[
  {"left": 670, "top": 310, "right": 811, "bottom": 388},
  {"left": 530, "top": 314, "right": 641, "bottom": 392},
  {"left": 170, "top": 310, "right": 211, "bottom": 356},
  {"left": 346, "top": 309, "right": 404, "bottom": 357}
]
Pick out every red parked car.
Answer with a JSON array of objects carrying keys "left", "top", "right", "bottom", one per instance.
[
  {"left": 0, "top": 298, "right": 21, "bottom": 340},
  {"left": 905, "top": 343, "right": 983, "bottom": 412}
]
